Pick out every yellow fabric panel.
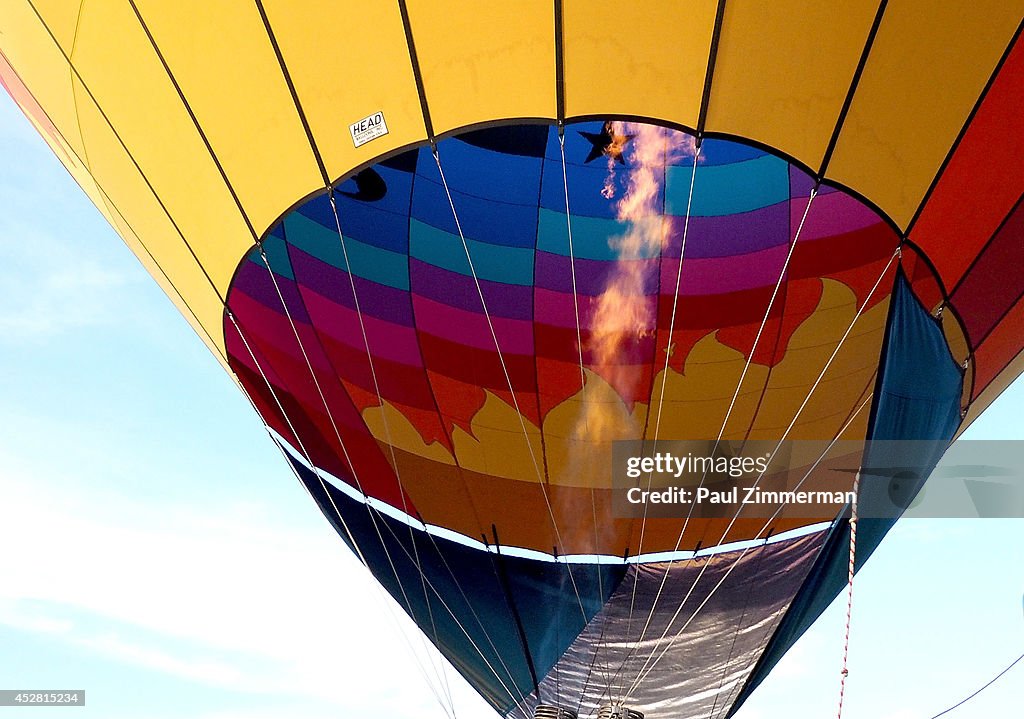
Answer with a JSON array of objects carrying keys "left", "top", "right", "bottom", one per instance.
[
  {"left": 730, "top": 280, "right": 886, "bottom": 440},
  {"left": 129, "top": 0, "right": 324, "bottom": 237},
  {"left": 562, "top": 0, "right": 715, "bottom": 127},
  {"left": 66, "top": 0, "right": 252, "bottom": 315},
  {"left": 404, "top": 0, "right": 556, "bottom": 134},
  {"left": 22, "top": 0, "right": 81, "bottom": 52},
  {"left": 827, "top": 1, "right": 1024, "bottom": 230},
  {"left": 705, "top": 0, "right": 880, "bottom": 171},
  {"left": 0, "top": 0, "right": 88, "bottom": 161},
  {"left": 97, "top": 186, "right": 232, "bottom": 372},
  {"left": 1, "top": 1, "right": 228, "bottom": 360},
  {"left": 72, "top": 93, "right": 230, "bottom": 357},
  {"left": 260, "top": 0, "right": 426, "bottom": 183}
]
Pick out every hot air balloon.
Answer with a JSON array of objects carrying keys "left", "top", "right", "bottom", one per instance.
[{"left": 2, "top": 2, "right": 1022, "bottom": 718}]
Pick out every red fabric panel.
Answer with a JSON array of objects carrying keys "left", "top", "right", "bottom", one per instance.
[
  {"left": 972, "top": 294, "right": 1024, "bottom": 399},
  {"left": 910, "top": 34, "right": 1024, "bottom": 290},
  {"left": 950, "top": 198, "right": 1024, "bottom": 346}
]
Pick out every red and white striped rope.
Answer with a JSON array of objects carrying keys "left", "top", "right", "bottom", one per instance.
[{"left": 837, "top": 473, "right": 860, "bottom": 719}]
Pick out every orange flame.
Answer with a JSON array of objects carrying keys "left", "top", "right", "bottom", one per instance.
[{"left": 576, "top": 123, "right": 697, "bottom": 442}]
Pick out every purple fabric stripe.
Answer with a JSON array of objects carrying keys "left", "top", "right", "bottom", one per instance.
[
  {"left": 234, "top": 261, "right": 310, "bottom": 324},
  {"left": 660, "top": 244, "right": 791, "bottom": 295},
  {"left": 413, "top": 295, "right": 535, "bottom": 354},
  {"left": 799, "top": 191, "right": 881, "bottom": 241},
  {"left": 662, "top": 201, "right": 790, "bottom": 258},
  {"left": 300, "top": 288, "right": 424, "bottom": 366},
  {"left": 534, "top": 251, "right": 658, "bottom": 296},
  {"left": 410, "top": 259, "right": 534, "bottom": 320},
  {"left": 289, "top": 246, "right": 415, "bottom": 326}
]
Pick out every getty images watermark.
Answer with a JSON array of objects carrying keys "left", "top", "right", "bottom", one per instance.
[
  {"left": 622, "top": 449, "right": 851, "bottom": 506},
  {"left": 611, "top": 440, "right": 1024, "bottom": 520}
]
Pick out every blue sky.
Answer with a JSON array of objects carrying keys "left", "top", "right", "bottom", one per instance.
[{"left": 0, "top": 90, "right": 1021, "bottom": 719}]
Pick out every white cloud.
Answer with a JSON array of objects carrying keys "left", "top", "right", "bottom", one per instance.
[
  {"left": 0, "top": 223, "right": 146, "bottom": 339},
  {"left": 0, "top": 599, "right": 74, "bottom": 635},
  {"left": 75, "top": 633, "right": 247, "bottom": 688},
  {"left": 0, "top": 466, "right": 485, "bottom": 717}
]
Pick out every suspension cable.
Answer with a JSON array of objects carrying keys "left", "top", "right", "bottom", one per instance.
[
  {"left": 614, "top": 185, "right": 814, "bottom": 699},
  {"left": 228, "top": 359, "right": 456, "bottom": 716},
  {"left": 323, "top": 192, "right": 456, "bottom": 709},
  {"left": 709, "top": 375, "right": 877, "bottom": 715},
  {"left": 624, "top": 395, "right": 873, "bottom": 700},
  {"left": 431, "top": 147, "right": 592, "bottom": 637},
  {"left": 325, "top": 191, "right": 530, "bottom": 707},
  {"left": 621, "top": 250, "right": 899, "bottom": 699},
  {"left": 639, "top": 189, "right": 816, "bottom": 634},
  {"left": 927, "top": 651, "right": 1024, "bottom": 719},
  {"left": 589, "top": 388, "right": 872, "bottom": 713},
  {"left": 236, "top": 302, "right": 535, "bottom": 711},
  {"left": 248, "top": 243, "right": 461, "bottom": 710},
  {"left": 559, "top": 126, "right": 617, "bottom": 709},
  {"left": 228, "top": 306, "right": 461, "bottom": 715},
  {"left": 615, "top": 140, "right": 701, "bottom": 703}
]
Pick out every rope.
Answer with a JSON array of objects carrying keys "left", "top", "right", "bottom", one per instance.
[
  {"left": 637, "top": 188, "right": 816, "bottom": 644},
  {"left": 648, "top": 143, "right": 702, "bottom": 453},
  {"left": 560, "top": 127, "right": 586, "bottom": 397},
  {"left": 708, "top": 377, "right": 878, "bottom": 715},
  {"left": 836, "top": 472, "right": 860, "bottom": 719},
  {"left": 587, "top": 390, "right": 872, "bottom": 713},
  {"left": 236, "top": 397, "right": 456, "bottom": 715},
  {"left": 711, "top": 189, "right": 817, "bottom": 449},
  {"left": 622, "top": 397, "right": 871, "bottom": 701}
]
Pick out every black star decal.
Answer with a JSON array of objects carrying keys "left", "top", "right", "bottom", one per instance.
[{"left": 579, "top": 121, "right": 635, "bottom": 164}]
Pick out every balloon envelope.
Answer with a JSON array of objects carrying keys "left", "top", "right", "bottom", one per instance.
[{"left": 2, "top": 2, "right": 1022, "bottom": 717}]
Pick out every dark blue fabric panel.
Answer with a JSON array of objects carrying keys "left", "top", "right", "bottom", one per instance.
[
  {"left": 541, "top": 122, "right": 631, "bottom": 218},
  {"left": 291, "top": 196, "right": 338, "bottom": 235},
  {"left": 729, "top": 273, "right": 964, "bottom": 716},
  {"left": 411, "top": 152, "right": 462, "bottom": 236},
  {"left": 538, "top": 155, "right": 633, "bottom": 218},
  {"left": 426, "top": 184, "right": 542, "bottom": 248},
  {"left": 414, "top": 137, "right": 543, "bottom": 248},
  {"left": 333, "top": 166, "right": 416, "bottom": 254},
  {"left": 442, "top": 134, "right": 545, "bottom": 206},
  {"left": 542, "top": 121, "right": 608, "bottom": 163},
  {"left": 339, "top": 164, "right": 418, "bottom": 217},
  {"left": 289, "top": 177, "right": 415, "bottom": 257},
  {"left": 284, "top": 450, "right": 626, "bottom": 715},
  {"left": 697, "top": 137, "right": 766, "bottom": 166}
]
